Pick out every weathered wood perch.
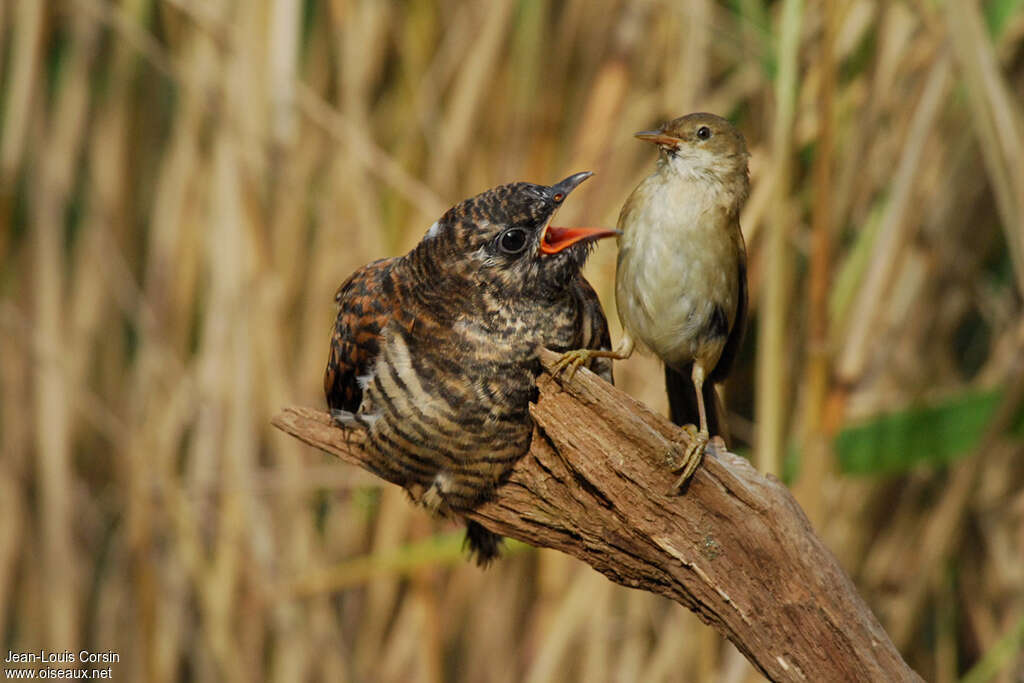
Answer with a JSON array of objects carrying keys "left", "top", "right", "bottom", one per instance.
[{"left": 272, "top": 350, "right": 921, "bottom": 682}]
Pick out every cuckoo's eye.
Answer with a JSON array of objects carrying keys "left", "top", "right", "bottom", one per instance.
[
  {"left": 498, "top": 228, "right": 529, "bottom": 254},
  {"left": 553, "top": 192, "right": 565, "bottom": 202},
  {"left": 696, "top": 125, "right": 712, "bottom": 140}
]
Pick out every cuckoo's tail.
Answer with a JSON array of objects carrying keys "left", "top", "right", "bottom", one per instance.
[{"left": 464, "top": 520, "right": 503, "bottom": 567}]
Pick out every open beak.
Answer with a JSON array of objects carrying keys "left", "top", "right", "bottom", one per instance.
[
  {"left": 551, "top": 171, "right": 594, "bottom": 197},
  {"left": 539, "top": 171, "right": 618, "bottom": 255},
  {"left": 540, "top": 225, "right": 620, "bottom": 255},
  {"left": 634, "top": 129, "right": 680, "bottom": 147}
]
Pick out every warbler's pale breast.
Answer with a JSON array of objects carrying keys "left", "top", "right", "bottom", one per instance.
[{"left": 615, "top": 171, "right": 741, "bottom": 370}]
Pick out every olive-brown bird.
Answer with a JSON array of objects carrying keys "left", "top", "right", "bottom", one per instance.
[
  {"left": 555, "top": 113, "right": 749, "bottom": 490},
  {"left": 324, "top": 172, "right": 617, "bottom": 565}
]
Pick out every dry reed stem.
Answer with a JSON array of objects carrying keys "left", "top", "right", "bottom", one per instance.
[
  {"left": 793, "top": 0, "right": 838, "bottom": 527},
  {"left": 5, "top": 2, "right": 1024, "bottom": 680},
  {"left": 835, "top": 57, "right": 951, "bottom": 384},
  {"left": 946, "top": 0, "right": 1024, "bottom": 294},
  {"left": 0, "top": 0, "right": 43, "bottom": 178},
  {"left": 756, "top": 0, "right": 803, "bottom": 476}
]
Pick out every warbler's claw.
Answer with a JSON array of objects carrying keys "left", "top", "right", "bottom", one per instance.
[
  {"left": 666, "top": 426, "right": 709, "bottom": 494},
  {"left": 551, "top": 348, "right": 595, "bottom": 381}
]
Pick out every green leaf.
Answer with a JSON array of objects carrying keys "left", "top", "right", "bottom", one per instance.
[
  {"left": 960, "top": 610, "right": 1024, "bottom": 683},
  {"left": 984, "top": 0, "right": 1024, "bottom": 38},
  {"left": 835, "top": 387, "right": 1024, "bottom": 475}
]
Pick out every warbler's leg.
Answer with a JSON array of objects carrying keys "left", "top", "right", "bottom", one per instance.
[
  {"left": 668, "top": 362, "right": 710, "bottom": 493},
  {"left": 551, "top": 334, "right": 635, "bottom": 381}
]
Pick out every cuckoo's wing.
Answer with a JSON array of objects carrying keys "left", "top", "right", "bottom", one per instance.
[
  {"left": 575, "top": 275, "right": 615, "bottom": 385},
  {"left": 324, "top": 258, "right": 398, "bottom": 412}
]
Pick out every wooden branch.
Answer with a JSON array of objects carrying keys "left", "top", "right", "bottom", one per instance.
[{"left": 272, "top": 350, "right": 921, "bottom": 682}]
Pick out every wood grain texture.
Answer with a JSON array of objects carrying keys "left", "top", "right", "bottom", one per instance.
[{"left": 272, "top": 349, "right": 921, "bottom": 682}]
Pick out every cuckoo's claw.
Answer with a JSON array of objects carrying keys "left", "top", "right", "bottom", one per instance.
[{"left": 666, "top": 425, "right": 709, "bottom": 494}]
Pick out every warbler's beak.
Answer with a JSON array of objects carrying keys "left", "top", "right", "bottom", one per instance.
[
  {"left": 540, "top": 226, "right": 620, "bottom": 255},
  {"left": 635, "top": 130, "right": 680, "bottom": 148}
]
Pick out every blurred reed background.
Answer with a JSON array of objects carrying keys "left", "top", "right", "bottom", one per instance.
[{"left": 2, "top": 0, "right": 1024, "bottom": 681}]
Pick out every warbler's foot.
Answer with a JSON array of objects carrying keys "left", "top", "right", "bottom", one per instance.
[
  {"left": 551, "top": 348, "right": 625, "bottom": 381},
  {"left": 666, "top": 425, "right": 708, "bottom": 494},
  {"left": 550, "top": 348, "right": 596, "bottom": 381}
]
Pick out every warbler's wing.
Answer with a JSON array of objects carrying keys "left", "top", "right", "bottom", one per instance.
[{"left": 709, "top": 247, "right": 747, "bottom": 384}]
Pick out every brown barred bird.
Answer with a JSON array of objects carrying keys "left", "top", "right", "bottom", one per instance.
[{"left": 324, "top": 172, "right": 617, "bottom": 565}]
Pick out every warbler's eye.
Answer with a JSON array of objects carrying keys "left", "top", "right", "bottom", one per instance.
[
  {"left": 696, "top": 125, "right": 712, "bottom": 140},
  {"left": 498, "top": 228, "right": 529, "bottom": 254}
]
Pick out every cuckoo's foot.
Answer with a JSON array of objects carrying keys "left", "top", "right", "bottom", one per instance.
[
  {"left": 330, "top": 409, "right": 379, "bottom": 432},
  {"left": 418, "top": 472, "right": 454, "bottom": 518},
  {"left": 666, "top": 425, "right": 709, "bottom": 494},
  {"left": 330, "top": 410, "right": 361, "bottom": 448},
  {"left": 330, "top": 408, "right": 359, "bottom": 429},
  {"left": 550, "top": 348, "right": 624, "bottom": 382}
]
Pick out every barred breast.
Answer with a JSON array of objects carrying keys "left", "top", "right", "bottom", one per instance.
[
  {"left": 357, "top": 317, "right": 536, "bottom": 512},
  {"left": 356, "top": 273, "right": 610, "bottom": 513}
]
